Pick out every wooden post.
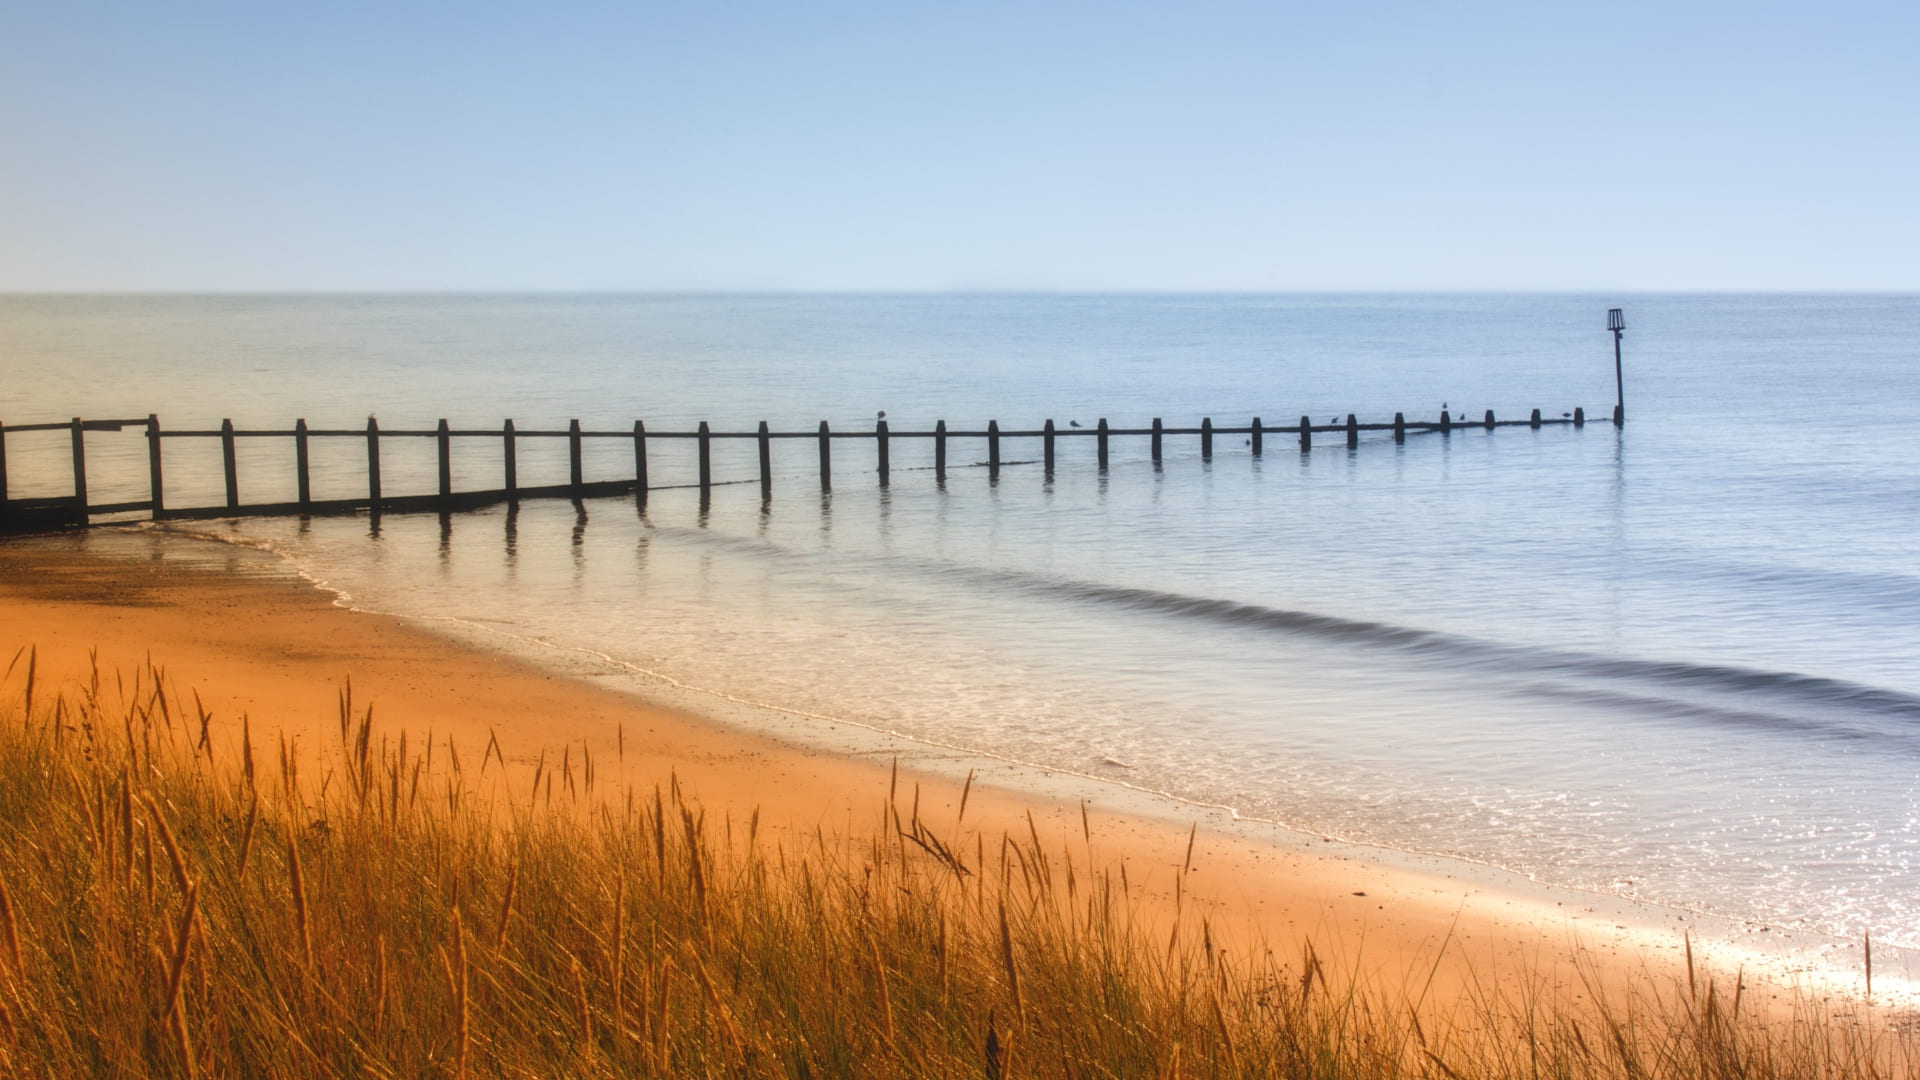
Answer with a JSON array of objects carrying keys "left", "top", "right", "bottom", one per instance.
[
  {"left": 504, "top": 419, "right": 519, "bottom": 499},
  {"left": 988, "top": 420, "right": 1001, "bottom": 476},
  {"left": 437, "top": 419, "right": 452, "bottom": 499},
  {"left": 1484, "top": 409, "right": 1495, "bottom": 430},
  {"left": 0, "top": 420, "right": 8, "bottom": 527},
  {"left": 147, "top": 414, "right": 166, "bottom": 517},
  {"left": 1530, "top": 408, "right": 1542, "bottom": 429},
  {"left": 698, "top": 421, "right": 712, "bottom": 496},
  {"left": 293, "top": 418, "right": 310, "bottom": 509},
  {"left": 221, "top": 419, "right": 239, "bottom": 509},
  {"left": 569, "top": 419, "right": 584, "bottom": 493},
  {"left": 1250, "top": 417, "right": 1262, "bottom": 457},
  {"left": 365, "top": 417, "right": 381, "bottom": 508},
  {"left": 1393, "top": 412, "right": 1406, "bottom": 443},
  {"left": 1043, "top": 419, "right": 1055, "bottom": 475},
  {"left": 818, "top": 421, "right": 831, "bottom": 491},
  {"left": 1097, "top": 418, "right": 1110, "bottom": 470},
  {"left": 1151, "top": 418, "right": 1163, "bottom": 463},
  {"left": 1573, "top": 407, "right": 1585, "bottom": 427},
  {"left": 1201, "top": 418, "right": 1213, "bottom": 460},
  {"left": 876, "top": 418, "right": 890, "bottom": 486},
  {"left": 758, "top": 421, "right": 772, "bottom": 499},
  {"left": 935, "top": 420, "right": 947, "bottom": 480},
  {"left": 1299, "top": 415, "right": 1311, "bottom": 452},
  {"left": 631, "top": 420, "right": 646, "bottom": 503},
  {"left": 1346, "top": 414, "right": 1358, "bottom": 448},
  {"left": 69, "top": 417, "right": 88, "bottom": 514},
  {"left": 1440, "top": 410, "right": 1452, "bottom": 434}
]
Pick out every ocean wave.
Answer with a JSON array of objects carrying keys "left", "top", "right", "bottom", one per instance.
[{"left": 642, "top": 522, "right": 1920, "bottom": 735}]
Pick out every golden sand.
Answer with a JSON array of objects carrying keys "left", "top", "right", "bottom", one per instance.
[{"left": 0, "top": 532, "right": 1731, "bottom": 1015}]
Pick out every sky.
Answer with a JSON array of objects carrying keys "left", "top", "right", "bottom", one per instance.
[{"left": 2, "top": 1, "right": 1916, "bottom": 292}]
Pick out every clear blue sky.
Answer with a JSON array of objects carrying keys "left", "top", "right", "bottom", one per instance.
[{"left": 2, "top": 1, "right": 1914, "bottom": 291}]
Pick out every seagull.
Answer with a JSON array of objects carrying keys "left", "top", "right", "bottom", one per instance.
[
  {"left": 876, "top": 410, "right": 886, "bottom": 419},
  {"left": 1562, "top": 412, "right": 1572, "bottom": 418},
  {"left": 1069, "top": 420, "right": 1082, "bottom": 428}
]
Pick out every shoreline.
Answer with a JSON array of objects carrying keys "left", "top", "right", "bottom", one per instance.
[{"left": 0, "top": 526, "right": 1904, "bottom": 1014}]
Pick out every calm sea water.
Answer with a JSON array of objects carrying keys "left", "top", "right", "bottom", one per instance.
[{"left": 4, "top": 293, "right": 1918, "bottom": 954}]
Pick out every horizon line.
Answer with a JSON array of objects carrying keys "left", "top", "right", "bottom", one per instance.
[{"left": 6, "top": 287, "right": 1920, "bottom": 298}]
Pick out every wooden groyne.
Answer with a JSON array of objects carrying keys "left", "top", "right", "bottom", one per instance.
[{"left": 0, "top": 407, "right": 1602, "bottom": 534}]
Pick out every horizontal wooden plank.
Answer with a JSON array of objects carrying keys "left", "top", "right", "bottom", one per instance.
[
  {"left": 142, "top": 476, "right": 766, "bottom": 525},
  {"left": 118, "top": 417, "right": 1580, "bottom": 442}
]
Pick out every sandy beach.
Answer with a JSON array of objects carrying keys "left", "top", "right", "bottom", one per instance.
[{"left": 0, "top": 529, "right": 1816, "bottom": 1018}]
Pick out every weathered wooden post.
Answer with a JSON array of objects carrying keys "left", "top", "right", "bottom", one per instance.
[
  {"left": 698, "top": 421, "right": 712, "bottom": 496},
  {"left": 504, "top": 419, "right": 519, "bottom": 500},
  {"left": 758, "top": 421, "right": 772, "bottom": 499},
  {"left": 1043, "top": 419, "right": 1056, "bottom": 475},
  {"left": 1151, "top": 418, "right": 1163, "bottom": 463},
  {"left": 1573, "top": 407, "right": 1585, "bottom": 427},
  {"left": 437, "top": 419, "right": 452, "bottom": 499},
  {"left": 220, "top": 419, "right": 239, "bottom": 509},
  {"left": 1250, "top": 417, "right": 1262, "bottom": 456},
  {"left": 69, "top": 418, "right": 88, "bottom": 515},
  {"left": 1097, "top": 418, "right": 1110, "bottom": 470},
  {"left": 1346, "top": 414, "right": 1358, "bottom": 448},
  {"left": 1201, "top": 418, "right": 1213, "bottom": 460},
  {"left": 876, "top": 418, "right": 890, "bottom": 486},
  {"left": 988, "top": 420, "right": 1001, "bottom": 476},
  {"left": 1484, "top": 409, "right": 1495, "bottom": 430},
  {"left": 631, "top": 420, "right": 646, "bottom": 503},
  {"left": 1608, "top": 308, "right": 1626, "bottom": 426},
  {"left": 1440, "top": 410, "right": 1452, "bottom": 434},
  {"left": 569, "top": 419, "right": 584, "bottom": 493},
  {"left": 293, "top": 418, "right": 310, "bottom": 509},
  {"left": 818, "top": 421, "right": 831, "bottom": 491},
  {"left": 1530, "top": 408, "right": 1542, "bottom": 429},
  {"left": 365, "top": 417, "right": 381, "bottom": 509},
  {"left": 1298, "top": 415, "right": 1311, "bottom": 452},
  {"left": 935, "top": 420, "right": 948, "bottom": 480},
  {"left": 1393, "top": 412, "right": 1406, "bottom": 443},
  {"left": 148, "top": 415, "right": 167, "bottom": 517}
]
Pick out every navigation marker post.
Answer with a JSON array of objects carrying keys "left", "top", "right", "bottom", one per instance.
[{"left": 1608, "top": 307, "right": 1626, "bottom": 426}]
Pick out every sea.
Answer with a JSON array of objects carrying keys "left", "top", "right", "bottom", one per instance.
[{"left": 3, "top": 293, "right": 1917, "bottom": 974}]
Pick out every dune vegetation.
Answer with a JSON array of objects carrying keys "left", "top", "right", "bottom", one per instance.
[{"left": 0, "top": 645, "right": 1908, "bottom": 1078}]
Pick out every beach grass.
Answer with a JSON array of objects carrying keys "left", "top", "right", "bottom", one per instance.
[{"left": 0, "top": 645, "right": 1909, "bottom": 1078}]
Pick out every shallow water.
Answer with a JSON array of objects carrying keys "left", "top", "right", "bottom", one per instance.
[{"left": 4, "top": 292, "right": 1918, "bottom": 952}]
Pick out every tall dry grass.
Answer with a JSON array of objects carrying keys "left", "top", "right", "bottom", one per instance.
[{"left": 0, "top": 644, "right": 1909, "bottom": 1078}]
